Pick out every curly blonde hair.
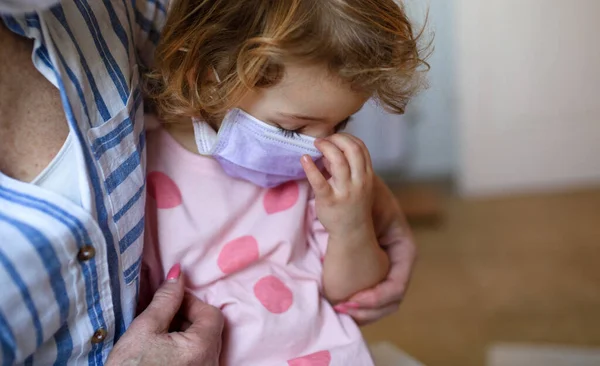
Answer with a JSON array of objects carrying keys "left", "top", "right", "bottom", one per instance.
[{"left": 147, "top": 0, "right": 430, "bottom": 124}]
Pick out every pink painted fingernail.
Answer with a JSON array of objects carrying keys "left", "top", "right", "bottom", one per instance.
[
  {"left": 166, "top": 263, "right": 181, "bottom": 282},
  {"left": 334, "top": 305, "right": 348, "bottom": 314},
  {"left": 343, "top": 302, "right": 361, "bottom": 309}
]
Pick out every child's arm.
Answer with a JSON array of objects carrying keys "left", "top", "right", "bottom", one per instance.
[
  {"left": 301, "top": 134, "right": 390, "bottom": 304},
  {"left": 323, "top": 221, "right": 389, "bottom": 304}
]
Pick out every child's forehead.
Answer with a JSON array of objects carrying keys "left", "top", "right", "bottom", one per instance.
[
  {"left": 270, "top": 64, "right": 367, "bottom": 115},
  {"left": 277, "top": 63, "right": 343, "bottom": 88}
]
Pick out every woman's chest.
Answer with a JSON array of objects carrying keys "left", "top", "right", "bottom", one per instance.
[{"left": 0, "top": 24, "right": 68, "bottom": 183}]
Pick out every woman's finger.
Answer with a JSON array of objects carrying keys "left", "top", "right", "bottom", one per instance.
[
  {"left": 169, "top": 313, "right": 192, "bottom": 333},
  {"left": 135, "top": 263, "right": 185, "bottom": 333},
  {"left": 181, "top": 292, "right": 224, "bottom": 339},
  {"left": 179, "top": 293, "right": 224, "bottom": 363},
  {"left": 348, "top": 303, "right": 400, "bottom": 326}
]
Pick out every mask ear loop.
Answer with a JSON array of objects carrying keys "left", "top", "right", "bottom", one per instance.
[
  {"left": 178, "top": 47, "right": 221, "bottom": 83},
  {"left": 178, "top": 47, "right": 222, "bottom": 120},
  {"left": 212, "top": 67, "right": 222, "bottom": 83}
]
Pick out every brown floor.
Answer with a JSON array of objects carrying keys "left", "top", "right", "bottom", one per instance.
[{"left": 362, "top": 187, "right": 600, "bottom": 366}]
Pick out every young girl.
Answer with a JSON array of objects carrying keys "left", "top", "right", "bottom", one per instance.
[{"left": 142, "top": 0, "right": 427, "bottom": 365}]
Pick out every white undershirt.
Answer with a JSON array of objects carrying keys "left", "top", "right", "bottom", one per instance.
[{"left": 31, "top": 132, "right": 81, "bottom": 206}]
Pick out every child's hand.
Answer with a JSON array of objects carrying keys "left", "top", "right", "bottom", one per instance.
[{"left": 301, "top": 133, "right": 375, "bottom": 239}]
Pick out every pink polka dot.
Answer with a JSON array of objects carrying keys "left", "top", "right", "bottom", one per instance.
[
  {"left": 217, "top": 236, "right": 260, "bottom": 274},
  {"left": 263, "top": 181, "right": 300, "bottom": 214},
  {"left": 147, "top": 171, "right": 182, "bottom": 209},
  {"left": 253, "top": 275, "right": 293, "bottom": 314},
  {"left": 288, "top": 351, "right": 332, "bottom": 366}
]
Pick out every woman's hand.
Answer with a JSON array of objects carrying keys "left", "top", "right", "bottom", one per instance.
[
  {"left": 107, "top": 264, "right": 224, "bottom": 365},
  {"left": 334, "top": 175, "right": 417, "bottom": 325}
]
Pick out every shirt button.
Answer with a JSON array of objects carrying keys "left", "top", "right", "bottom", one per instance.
[
  {"left": 77, "top": 246, "right": 96, "bottom": 261},
  {"left": 91, "top": 328, "right": 107, "bottom": 344}
]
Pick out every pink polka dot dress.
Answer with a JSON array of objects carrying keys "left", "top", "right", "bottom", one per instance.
[{"left": 142, "top": 128, "right": 374, "bottom": 366}]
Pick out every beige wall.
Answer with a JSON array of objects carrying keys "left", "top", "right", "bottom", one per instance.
[{"left": 456, "top": 0, "right": 600, "bottom": 196}]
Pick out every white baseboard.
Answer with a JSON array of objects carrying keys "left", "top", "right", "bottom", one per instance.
[
  {"left": 487, "top": 343, "right": 600, "bottom": 366},
  {"left": 369, "top": 342, "right": 425, "bottom": 366}
]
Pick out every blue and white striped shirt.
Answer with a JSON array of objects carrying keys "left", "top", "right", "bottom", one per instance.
[{"left": 0, "top": 0, "right": 168, "bottom": 364}]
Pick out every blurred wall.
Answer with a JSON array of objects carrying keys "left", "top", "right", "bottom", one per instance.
[
  {"left": 456, "top": 0, "right": 600, "bottom": 196},
  {"left": 402, "top": 0, "right": 457, "bottom": 180},
  {"left": 347, "top": 100, "right": 410, "bottom": 174}
]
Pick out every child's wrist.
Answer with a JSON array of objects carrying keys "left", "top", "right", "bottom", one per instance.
[{"left": 327, "top": 221, "right": 377, "bottom": 248}]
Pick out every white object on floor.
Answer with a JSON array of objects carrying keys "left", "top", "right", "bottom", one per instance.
[
  {"left": 487, "top": 343, "right": 600, "bottom": 366},
  {"left": 369, "top": 342, "right": 425, "bottom": 366}
]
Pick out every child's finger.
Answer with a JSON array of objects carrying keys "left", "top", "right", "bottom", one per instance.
[
  {"left": 321, "top": 158, "right": 332, "bottom": 180},
  {"left": 315, "top": 138, "right": 351, "bottom": 184},
  {"left": 344, "top": 134, "right": 373, "bottom": 173},
  {"left": 301, "top": 155, "right": 331, "bottom": 196},
  {"left": 327, "top": 134, "right": 366, "bottom": 181}
]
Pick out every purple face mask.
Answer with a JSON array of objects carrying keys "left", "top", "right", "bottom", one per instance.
[{"left": 193, "top": 109, "right": 323, "bottom": 188}]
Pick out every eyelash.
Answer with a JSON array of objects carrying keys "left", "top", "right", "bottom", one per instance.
[
  {"left": 277, "top": 127, "right": 301, "bottom": 138},
  {"left": 276, "top": 116, "right": 353, "bottom": 136},
  {"left": 335, "top": 117, "right": 352, "bottom": 132}
]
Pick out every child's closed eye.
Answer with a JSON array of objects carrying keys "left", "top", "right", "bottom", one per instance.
[{"left": 277, "top": 126, "right": 302, "bottom": 138}]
